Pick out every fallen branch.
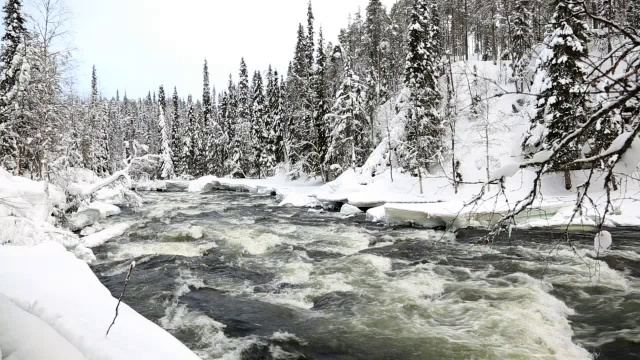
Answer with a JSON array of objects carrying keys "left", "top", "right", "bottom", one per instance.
[{"left": 106, "top": 261, "right": 136, "bottom": 337}]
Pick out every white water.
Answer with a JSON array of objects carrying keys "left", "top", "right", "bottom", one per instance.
[{"left": 91, "top": 192, "right": 640, "bottom": 359}]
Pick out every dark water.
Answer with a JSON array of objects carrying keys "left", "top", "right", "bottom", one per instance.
[{"left": 90, "top": 192, "right": 640, "bottom": 359}]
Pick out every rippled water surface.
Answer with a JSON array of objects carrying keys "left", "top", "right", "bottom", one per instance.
[{"left": 91, "top": 191, "right": 640, "bottom": 359}]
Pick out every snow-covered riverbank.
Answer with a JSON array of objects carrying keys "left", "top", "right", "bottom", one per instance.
[
  {"left": 0, "top": 168, "right": 201, "bottom": 359},
  {"left": 136, "top": 165, "right": 640, "bottom": 232}
]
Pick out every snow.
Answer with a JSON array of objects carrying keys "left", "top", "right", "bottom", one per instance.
[
  {"left": 0, "top": 242, "right": 200, "bottom": 360},
  {"left": 81, "top": 223, "right": 131, "bottom": 248},
  {"left": 594, "top": 231, "right": 613, "bottom": 253},
  {"left": 0, "top": 293, "right": 85, "bottom": 360},
  {"left": 613, "top": 134, "right": 640, "bottom": 176},
  {"left": 490, "top": 163, "right": 522, "bottom": 181}
]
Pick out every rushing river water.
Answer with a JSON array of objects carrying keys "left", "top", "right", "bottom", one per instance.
[{"left": 90, "top": 191, "right": 640, "bottom": 359}]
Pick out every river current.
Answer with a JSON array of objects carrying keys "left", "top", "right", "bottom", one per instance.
[{"left": 90, "top": 191, "right": 640, "bottom": 359}]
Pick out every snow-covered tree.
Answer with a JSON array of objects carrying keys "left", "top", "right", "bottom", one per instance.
[
  {"left": 158, "top": 105, "right": 174, "bottom": 179},
  {"left": 511, "top": 0, "right": 532, "bottom": 93},
  {"left": 249, "top": 71, "right": 266, "bottom": 177},
  {"left": 234, "top": 58, "right": 252, "bottom": 176},
  {"left": 324, "top": 58, "right": 368, "bottom": 178},
  {"left": 626, "top": 0, "right": 640, "bottom": 28},
  {"left": 311, "top": 29, "right": 330, "bottom": 179},
  {"left": 401, "top": 0, "right": 444, "bottom": 191},
  {"left": 523, "top": 0, "right": 590, "bottom": 189},
  {"left": 0, "top": 0, "right": 27, "bottom": 170}
]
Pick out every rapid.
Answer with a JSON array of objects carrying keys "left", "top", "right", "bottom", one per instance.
[{"left": 90, "top": 191, "right": 640, "bottom": 359}]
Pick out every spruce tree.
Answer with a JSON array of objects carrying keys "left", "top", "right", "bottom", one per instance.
[
  {"left": 158, "top": 85, "right": 166, "bottom": 113},
  {"left": 180, "top": 95, "right": 197, "bottom": 175},
  {"left": 312, "top": 29, "right": 330, "bottom": 179},
  {"left": 306, "top": 1, "right": 315, "bottom": 70},
  {"left": 511, "top": 0, "right": 532, "bottom": 93},
  {"left": 0, "top": 0, "right": 27, "bottom": 97},
  {"left": 158, "top": 105, "right": 174, "bottom": 179},
  {"left": 324, "top": 58, "right": 368, "bottom": 177},
  {"left": 402, "top": 0, "right": 444, "bottom": 191},
  {"left": 251, "top": 71, "right": 269, "bottom": 177},
  {"left": 202, "top": 59, "right": 212, "bottom": 125},
  {"left": 235, "top": 58, "right": 251, "bottom": 176},
  {"left": 170, "top": 87, "right": 182, "bottom": 173},
  {"left": 626, "top": 0, "right": 640, "bottom": 28},
  {"left": 523, "top": 0, "right": 590, "bottom": 189},
  {"left": 0, "top": 0, "right": 27, "bottom": 171}
]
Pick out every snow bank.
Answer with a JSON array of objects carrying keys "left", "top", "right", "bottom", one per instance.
[
  {"left": 0, "top": 242, "right": 199, "bottom": 360},
  {"left": 0, "top": 293, "right": 85, "bottom": 360},
  {"left": 0, "top": 168, "right": 65, "bottom": 223}
]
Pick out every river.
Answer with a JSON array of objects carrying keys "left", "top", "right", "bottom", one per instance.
[{"left": 90, "top": 191, "right": 640, "bottom": 359}]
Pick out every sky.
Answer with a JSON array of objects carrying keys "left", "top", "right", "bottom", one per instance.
[{"left": 52, "top": 0, "right": 397, "bottom": 100}]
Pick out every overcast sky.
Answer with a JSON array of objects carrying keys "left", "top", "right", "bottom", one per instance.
[{"left": 55, "top": 0, "right": 397, "bottom": 100}]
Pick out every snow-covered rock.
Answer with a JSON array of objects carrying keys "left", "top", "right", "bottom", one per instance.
[
  {"left": 66, "top": 209, "right": 101, "bottom": 231},
  {"left": 80, "top": 223, "right": 104, "bottom": 236},
  {"left": 279, "top": 194, "right": 322, "bottom": 208},
  {"left": 366, "top": 206, "right": 387, "bottom": 223},
  {"left": 86, "top": 201, "right": 121, "bottom": 219},
  {"left": 340, "top": 204, "right": 364, "bottom": 215},
  {"left": 81, "top": 223, "right": 130, "bottom": 248},
  {"left": 0, "top": 242, "right": 199, "bottom": 359}
]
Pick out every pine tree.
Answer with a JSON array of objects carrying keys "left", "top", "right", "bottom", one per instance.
[
  {"left": 401, "top": 0, "right": 444, "bottom": 192},
  {"left": 511, "top": 0, "right": 532, "bottom": 93},
  {"left": 523, "top": 0, "right": 590, "bottom": 189},
  {"left": 158, "top": 105, "right": 174, "bottom": 179}
]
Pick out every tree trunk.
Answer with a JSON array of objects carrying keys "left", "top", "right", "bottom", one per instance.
[{"left": 564, "top": 170, "right": 572, "bottom": 190}]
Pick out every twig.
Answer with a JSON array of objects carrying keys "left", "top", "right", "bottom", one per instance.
[{"left": 106, "top": 261, "right": 136, "bottom": 336}]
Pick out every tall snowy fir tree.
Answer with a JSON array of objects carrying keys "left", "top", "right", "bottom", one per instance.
[
  {"left": 324, "top": 58, "right": 368, "bottom": 179},
  {"left": 170, "top": 87, "right": 182, "bottom": 173},
  {"left": 523, "top": 0, "right": 590, "bottom": 189},
  {"left": 158, "top": 105, "right": 174, "bottom": 179},
  {"left": 250, "top": 71, "right": 268, "bottom": 177},
  {"left": 232, "top": 58, "right": 251, "bottom": 176},
  {"left": 312, "top": 29, "right": 330, "bottom": 179},
  {"left": 626, "top": 0, "right": 640, "bottom": 28},
  {"left": 0, "top": 0, "right": 27, "bottom": 171},
  {"left": 180, "top": 95, "right": 197, "bottom": 175},
  {"left": 401, "top": 0, "right": 444, "bottom": 193},
  {"left": 511, "top": 0, "right": 533, "bottom": 93}
]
